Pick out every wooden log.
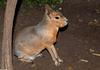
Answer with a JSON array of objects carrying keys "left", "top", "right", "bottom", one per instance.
[{"left": 1, "top": 0, "right": 17, "bottom": 70}]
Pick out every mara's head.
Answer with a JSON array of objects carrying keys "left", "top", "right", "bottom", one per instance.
[{"left": 45, "top": 4, "right": 68, "bottom": 28}]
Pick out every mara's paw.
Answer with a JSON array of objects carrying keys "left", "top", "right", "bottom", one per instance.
[
  {"left": 18, "top": 56, "right": 35, "bottom": 63},
  {"left": 54, "top": 58, "right": 63, "bottom": 66},
  {"left": 18, "top": 58, "right": 33, "bottom": 63},
  {"left": 58, "top": 58, "right": 63, "bottom": 63},
  {"left": 54, "top": 61, "right": 61, "bottom": 66},
  {"left": 36, "top": 53, "right": 43, "bottom": 57}
]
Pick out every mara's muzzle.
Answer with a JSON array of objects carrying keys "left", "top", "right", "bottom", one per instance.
[{"left": 64, "top": 17, "right": 68, "bottom": 26}]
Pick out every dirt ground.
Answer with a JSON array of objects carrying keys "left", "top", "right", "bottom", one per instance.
[{"left": 0, "top": 0, "right": 100, "bottom": 70}]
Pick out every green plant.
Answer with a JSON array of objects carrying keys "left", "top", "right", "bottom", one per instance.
[
  {"left": 22, "top": 0, "right": 64, "bottom": 8},
  {"left": 0, "top": 0, "right": 5, "bottom": 8},
  {"left": 0, "top": 0, "right": 64, "bottom": 8}
]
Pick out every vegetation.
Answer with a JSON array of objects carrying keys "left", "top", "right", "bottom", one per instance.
[
  {"left": 0, "top": 0, "right": 5, "bottom": 8},
  {"left": 0, "top": 0, "right": 63, "bottom": 8},
  {"left": 22, "top": 0, "right": 63, "bottom": 8}
]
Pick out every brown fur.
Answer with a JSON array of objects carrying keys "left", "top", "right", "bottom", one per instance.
[{"left": 14, "top": 4, "right": 68, "bottom": 66}]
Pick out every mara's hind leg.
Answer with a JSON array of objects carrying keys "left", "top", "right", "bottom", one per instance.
[
  {"left": 15, "top": 50, "right": 42, "bottom": 63},
  {"left": 15, "top": 50, "right": 35, "bottom": 63}
]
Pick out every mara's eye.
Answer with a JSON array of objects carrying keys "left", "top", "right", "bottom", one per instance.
[{"left": 55, "top": 16, "right": 60, "bottom": 19}]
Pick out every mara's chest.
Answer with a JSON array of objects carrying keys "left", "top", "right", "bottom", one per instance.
[{"left": 36, "top": 27, "right": 58, "bottom": 44}]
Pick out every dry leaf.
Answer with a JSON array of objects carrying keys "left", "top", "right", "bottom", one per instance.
[
  {"left": 80, "top": 59, "right": 88, "bottom": 63},
  {"left": 92, "top": 53, "right": 100, "bottom": 57}
]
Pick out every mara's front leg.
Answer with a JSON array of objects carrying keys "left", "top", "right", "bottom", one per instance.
[{"left": 47, "top": 45, "right": 63, "bottom": 66}]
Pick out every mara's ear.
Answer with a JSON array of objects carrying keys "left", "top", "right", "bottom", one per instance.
[{"left": 45, "top": 4, "right": 54, "bottom": 15}]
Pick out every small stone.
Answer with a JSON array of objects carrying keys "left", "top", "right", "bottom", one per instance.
[{"left": 31, "top": 64, "right": 36, "bottom": 68}]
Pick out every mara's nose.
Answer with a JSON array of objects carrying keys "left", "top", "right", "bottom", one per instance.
[
  {"left": 64, "top": 17, "right": 68, "bottom": 26},
  {"left": 64, "top": 17, "right": 68, "bottom": 21}
]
